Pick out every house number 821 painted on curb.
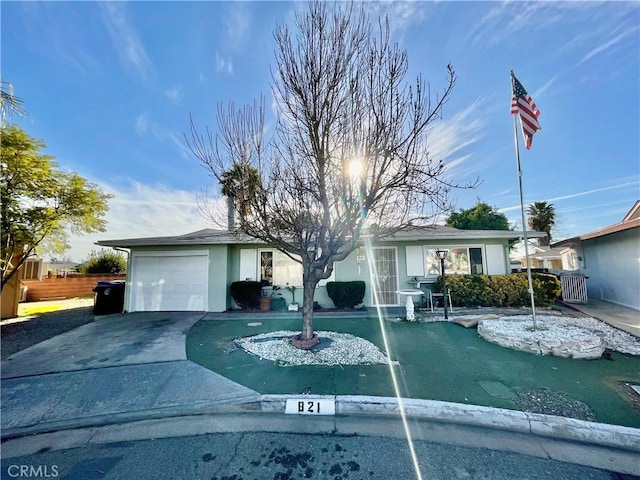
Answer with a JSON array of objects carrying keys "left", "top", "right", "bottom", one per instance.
[{"left": 285, "top": 398, "right": 335, "bottom": 415}]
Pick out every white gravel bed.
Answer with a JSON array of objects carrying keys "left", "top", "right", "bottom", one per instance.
[
  {"left": 235, "top": 314, "right": 639, "bottom": 367},
  {"left": 485, "top": 315, "right": 640, "bottom": 356},
  {"left": 235, "top": 330, "right": 397, "bottom": 366}
]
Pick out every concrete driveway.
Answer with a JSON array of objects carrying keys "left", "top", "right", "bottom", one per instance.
[
  {"left": 1, "top": 312, "right": 205, "bottom": 378},
  {"left": 1, "top": 312, "right": 260, "bottom": 437}
]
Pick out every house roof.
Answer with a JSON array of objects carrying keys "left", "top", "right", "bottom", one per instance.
[
  {"left": 528, "top": 246, "right": 563, "bottom": 260},
  {"left": 96, "top": 229, "right": 260, "bottom": 248},
  {"left": 622, "top": 200, "right": 640, "bottom": 222},
  {"left": 552, "top": 200, "right": 640, "bottom": 248},
  {"left": 509, "top": 243, "right": 563, "bottom": 261},
  {"left": 376, "top": 226, "right": 545, "bottom": 242},
  {"left": 96, "top": 226, "right": 545, "bottom": 249}
]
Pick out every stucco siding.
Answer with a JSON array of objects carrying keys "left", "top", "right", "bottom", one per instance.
[
  {"left": 128, "top": 237, "right": 515, "bottom": 311},
  {"left": 331, "top": 239, "right": 512, "bottom": 307},
  {"left": 582, "top": 228, "right": 640, "bottom": 310},
  {"left": 207, "top": 245, "right": 228, "bottom": 312}
]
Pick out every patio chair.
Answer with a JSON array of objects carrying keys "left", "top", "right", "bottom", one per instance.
[{"left": 428, "top": 288, "right": 453, "bottom": 313}]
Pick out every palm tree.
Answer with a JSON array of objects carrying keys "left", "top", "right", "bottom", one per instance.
[
  {"left": 0, "top": 80, "right": 27, "bottom": 124},
  {"left": 220, "top": 162, "right": 261, "bottom": 224},
  {"left": 527, "top": 201, "right": 556, "bottom": 246}
]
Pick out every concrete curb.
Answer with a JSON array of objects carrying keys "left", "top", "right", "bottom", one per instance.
[
  {"left": 261, "top": 394, "right": 640, "bottom": 452},
  {"left": 4, "top": 393, "right": 639, "bottom": 452},
  {"left": 3, "top": 394, "right": 639, "bottom": 475}
]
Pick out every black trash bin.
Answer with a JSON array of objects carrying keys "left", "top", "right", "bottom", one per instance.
[{"left": 93, "top": 281, "right": 125, "bottom": 315}]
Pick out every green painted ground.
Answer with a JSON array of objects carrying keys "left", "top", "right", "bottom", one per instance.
[{"left": 186, "top": 316, "right": 640, "bottom": 428}]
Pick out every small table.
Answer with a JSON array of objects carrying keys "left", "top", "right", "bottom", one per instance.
[{"left": 396, "top": 289, "right": 425, "bottom": 321}]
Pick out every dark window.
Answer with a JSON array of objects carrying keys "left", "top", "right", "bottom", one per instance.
[
  {"left": 470, "top": 248, "right": 483, "bottom": 274},
  {"left": 260, "top": 251, "right": 273, "bottom": 285}
]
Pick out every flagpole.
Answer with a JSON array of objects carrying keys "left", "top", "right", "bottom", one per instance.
[{"left": 512, "top": 114, "right": 538, "bottom": 329}]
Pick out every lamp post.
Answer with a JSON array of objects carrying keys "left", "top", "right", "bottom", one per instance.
[{"left": 435, "top": 249, "right": 449, "bottom": 319}]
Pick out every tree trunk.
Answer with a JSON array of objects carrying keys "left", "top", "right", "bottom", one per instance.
[{"left": 301, "top": 275, "right": 318, "bottom": 340}]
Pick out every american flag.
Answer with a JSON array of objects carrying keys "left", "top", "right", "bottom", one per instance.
[{"left": 511, "top": 71, "right": 541, "bottom": 150}]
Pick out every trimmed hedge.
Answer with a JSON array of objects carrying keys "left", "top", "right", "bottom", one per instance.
[
  {"left": 326, "top": 281, "right": 366, "bottom": 309},
  {"left": 437, "top": 273, "right": 560, "bottom": 307},
  {"left": 230, "top": 280, "right": 262, "bottom": 309}
]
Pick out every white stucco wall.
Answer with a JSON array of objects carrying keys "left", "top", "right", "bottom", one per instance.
[{"left": 581, "top": 228, "right": 639, "bottom": 310}]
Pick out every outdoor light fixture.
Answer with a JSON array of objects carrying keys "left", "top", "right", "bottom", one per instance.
[{"left": 435, "top": 249, "right": 449, "bottom": 319}]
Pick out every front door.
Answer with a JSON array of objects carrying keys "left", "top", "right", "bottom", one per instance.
[{"left": 371, "top": 247, "right": 399, "bottom": 305}]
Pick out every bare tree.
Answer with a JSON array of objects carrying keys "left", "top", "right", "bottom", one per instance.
[{"left": 188, "top": 1, "right": 473, "bottom": 346}]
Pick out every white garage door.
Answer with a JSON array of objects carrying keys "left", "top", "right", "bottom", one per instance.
[{"left": 130, "top": 251, "right": 209, "bottom": 312}]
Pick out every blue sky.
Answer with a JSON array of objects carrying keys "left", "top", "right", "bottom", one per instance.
[{"left": 3, "top": 1, "right": 639, "bottom": 262}]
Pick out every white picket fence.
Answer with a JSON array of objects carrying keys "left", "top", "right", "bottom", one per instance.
[{"left": 560, "top": 273, "right": 588, "bottom": 304}]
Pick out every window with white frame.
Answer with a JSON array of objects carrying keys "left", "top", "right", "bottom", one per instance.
[
  {"left": 424, "top": 247, "right": 484, "bottom": 276},
  {"left": 259, "top": 249, "right": 303, "bottom": 286}
]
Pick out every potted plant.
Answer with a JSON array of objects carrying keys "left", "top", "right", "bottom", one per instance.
[
  {"left": 286, "top": 283, "right": 299, "bottom": 312},
  {"left": 259, "top": 285, "right": 280, "bottom": 312}
]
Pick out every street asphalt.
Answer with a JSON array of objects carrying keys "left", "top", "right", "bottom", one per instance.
[{"left": 1, "top": 305, "right": 639, "bottom": 476}]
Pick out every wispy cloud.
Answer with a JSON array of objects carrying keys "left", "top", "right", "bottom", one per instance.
[
  {"left": 100, "top": 2, "right": 151, "bottom": 80},
  {"left": 467, "top": 2, "right": 627, "bottom": 51},
  {"left": 215, "top": 50, "right": 234, "bottom": 74},
  {"left": 222, "top": 3, "right": 251, "bottom": 50},
  {"left": 499, "top": 180, "right": 640, "bottom": 213},
  {"left": 579, "top": 26, "right": 638, "bottom": 65},
  {"left": 135, "top": 113, "right": 191, "bottom": 159},
  {"left": 20, "top": 3, "right": 99, "bottom": 75},
  {"left": 467, "top": 2, "right": 550, "bottom": 48},
  {"left": 364, "top": 1, "right": 427, "bottom": 34},
  {"left": 66, "top": 179, "right": 214, "bottom": 262},
  {"left": 135, "top": 113, "right": 150, "bottom": 135},
  {"left": 533, "top": 75, "right": 559, "bottom": 98},
  {"left": 427, "top": 98, "right": 486, "bottom": 179},
  {"left": 167, "top": 132, "right": 193, "bottom": 160},
  {"left": 163, "top": 85, "right": 183, "bottom": 104}
]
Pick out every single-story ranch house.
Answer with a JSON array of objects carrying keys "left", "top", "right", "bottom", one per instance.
[{"left": 96, "top": 226, "right": 545, "bottom": 313}]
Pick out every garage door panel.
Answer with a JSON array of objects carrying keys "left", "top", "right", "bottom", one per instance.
[{"left": 130, "top": 253, "right": 208, "bottom": 312}]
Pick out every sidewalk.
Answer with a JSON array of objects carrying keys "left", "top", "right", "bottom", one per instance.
[
  {"left": 557, "top": 298, "right": 640, "bottom": 337},
  {"left": 1, "top": 310, "right": 639, "bottom": 476}
]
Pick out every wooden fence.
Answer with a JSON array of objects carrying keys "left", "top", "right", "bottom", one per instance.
[{"left": 22, "top": 274, "right": 126, "bottom": 302}]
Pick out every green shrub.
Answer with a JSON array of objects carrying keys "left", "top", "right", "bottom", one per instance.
[
  {"left": 439, "top": 274, "right": 488, "bottom": 307},
  {"left": 532, "top": 273, "right": 562, "bottom": 304},
  {"left": 326, "top": 281, "right": 366, "bottom": 309},
  {"left": 438, "top": 273, "right": 561, "bottom": 307},
  {"left": 81, "top": 249, "right": 127, "bottom": 274},
  {"left": 230, "top": 281, "right": 262, "bottom": 309},
  {"left": 490, "top": 275, "right": 529, "bottom": 307}
]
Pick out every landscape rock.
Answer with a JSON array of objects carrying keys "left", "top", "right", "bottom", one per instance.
[{"left": 478, "top": 317, "right": 606, "bottom": 359}]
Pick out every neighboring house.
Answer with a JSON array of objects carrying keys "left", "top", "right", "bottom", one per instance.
[
  {"left": 509, "top": 241, "right": 563, "bottom": 272},
  {"left": 21, "top": 257, "right": 46, "bottom": 281},
  {"left": 21, "top": 258, "right": 82, "bottom": 280},
  {"left": 552, "top": 201, "right": 640, "bottom": 311},
  {"left": 47, "top": 261, "right": 81, "bottom": 277},
  {"left": 96, "top": 226, "right": 544, "bottom": 313}
]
